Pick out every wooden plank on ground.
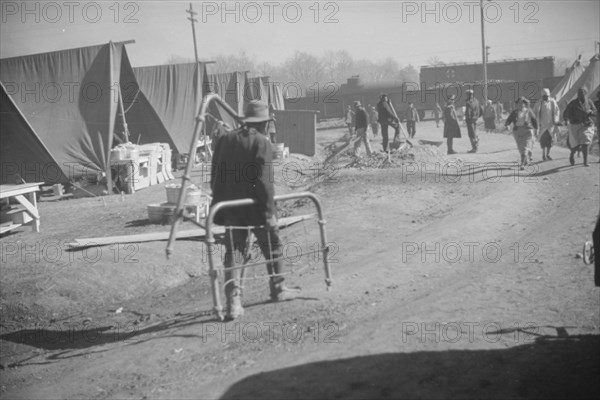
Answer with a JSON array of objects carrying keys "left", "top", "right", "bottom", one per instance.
[
  {"left": 66, "top": 214, "right": 314, "bottom": 249},
  {"left": 0, "top": 222, "right": 23, "bottom": 234}
]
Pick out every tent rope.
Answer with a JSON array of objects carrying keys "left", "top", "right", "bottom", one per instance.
[{"left": 123, "top": 89, "right": 141, "bottom": 113}]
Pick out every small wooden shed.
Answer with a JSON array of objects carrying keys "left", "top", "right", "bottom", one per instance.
[{"left": 273, "top": 110, "right": 319, "bottom": 157}]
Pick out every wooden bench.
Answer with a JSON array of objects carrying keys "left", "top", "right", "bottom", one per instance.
[{"left": 0, "top": 182, "right": 44, "bottom": 233}]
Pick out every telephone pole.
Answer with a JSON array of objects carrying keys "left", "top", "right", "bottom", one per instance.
[
  {"left": 186, "top": 3, "right": 199, "bottom": 63},
  {"left": 480, "top": 0, "right": 489, "bottom": 102}
]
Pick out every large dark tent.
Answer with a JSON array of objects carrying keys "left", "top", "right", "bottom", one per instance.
[
  {"left": 0, "top": 41, "right": 170, "bottom": 186},
  {"left": 132, "top": 62, "right": 207, "bottom": 154},
  {"left": 0, "top": 82, "right": 59, "bottom": 184}
]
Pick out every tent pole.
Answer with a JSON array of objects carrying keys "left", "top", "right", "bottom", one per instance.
[
  {"left": 118, "top": 86, "right": 130, "bottom": 143},
  {"left": 166, "top": 94, "right": 242, "bottom": 259},
  {"left": 106, "top": 42, "right": 114, "bottom": 194}
]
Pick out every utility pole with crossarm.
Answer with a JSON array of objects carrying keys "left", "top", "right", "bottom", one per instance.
[{"left": 186, "top": 3, "right": 199, "bottom": 64}]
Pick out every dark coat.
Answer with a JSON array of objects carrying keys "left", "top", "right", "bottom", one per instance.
[
  {"left": 505, "top": 109, "right": 538, "bottom": 131},
  {"left": 564, "top": 97, "right": 597, "bottom": 126},
  {"left": 355, "top": 107, "right": 368, "bottom": 129},
  {"left": 465, "top": 98, "right": 481, "bottom": 121},
  {"left": 377, "top": 100, "right": 398, "bottom": 125},
  {"left": 443, "top": 105, "right": 461, "bottom": 138},
  {"left": 210, "top": 126, "right": 275, "bottom": 226}
]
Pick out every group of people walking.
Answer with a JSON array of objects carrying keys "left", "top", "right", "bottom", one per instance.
[
  {"left": 504, "top": 87, "right": 598, "bottom": 169},
  {"left": 348, "top": 88, "right": 599, "bottom": 168}
]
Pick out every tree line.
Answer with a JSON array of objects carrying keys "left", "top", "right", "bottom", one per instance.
[{"left": 166, "top": 50, "right": 420, "bottom": 95}]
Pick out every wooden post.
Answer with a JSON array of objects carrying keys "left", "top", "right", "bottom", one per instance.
[
  {"left": 118, "top": 86, "right": 130, "bottom": 143},
  {"left": 186, "top": 3, "right": 199, "bottom": 64}
]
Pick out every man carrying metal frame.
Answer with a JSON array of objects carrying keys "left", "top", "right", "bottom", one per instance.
[{"left": 210, "top": 100, "right": 300, "bottom": 320}]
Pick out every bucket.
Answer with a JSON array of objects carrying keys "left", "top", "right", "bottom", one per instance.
[
  {"left": 165, "top": 183, "right": 200, "bottom": 204},
  {"left": 147, "top": 203, "right": 166, "bottom": 224},
  {"left": 147, "top": 203, "right": 178, "bottom": 224}
]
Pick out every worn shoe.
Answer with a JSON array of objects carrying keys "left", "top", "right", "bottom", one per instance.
[
  {"left": 547, "top": 155, "right": 552, "bottom": 160},
  {"left": 225, "top": 296, "right": 244, "bottom": 320},
  {"left": 467, "top": 148, "right": 477, "bottom": 153},
  {"left": 447, "top": 150, "right": 457, "bottom": 155},
  {"left": 542, "top": 154, "right": 547, "bottom": 161},
  {"left": 225, "top": 286, "right": 244, "bottom": 320},
  {"left": 270, "top": 284, "right": 302, "bottom": 302},
  {"left": 569, "top": 153, "right": 575, "bottom": 166}
]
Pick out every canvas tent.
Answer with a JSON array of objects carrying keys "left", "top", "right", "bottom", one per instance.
[
  {"left": 552, "top": 55, "right": 586, "bottom": 105},
  {"left": 1, "top": 82, "right": 59, "bottom": 184},
  {"left": 0, "top": 41, "right": 170, "bottom": 186},
  {"left": 557, "top": 54, "right": 600, "bottom": 111},
  {"left": 132, "top": 63, "right": 207, "bottom": 154},
  {"left": 204, "top": 70, "right": 247, "bottom": 130},
  {"left": 244, "top": 76, "right": 285, "bottom": 110}
]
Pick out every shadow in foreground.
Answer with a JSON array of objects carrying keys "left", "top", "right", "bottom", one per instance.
[{"left": 220, "top": 335, "right": 599, "bottom": 399}]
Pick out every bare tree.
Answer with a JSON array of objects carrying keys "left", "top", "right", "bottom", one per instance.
[
  {"left": 426, "top": 56, "right": 445, "bottom": 66},
  {"left": 284, "top": 51, "right": 325, "bottom": 91},
  {"left": 214, "top": 51, "right": 256, "bottom": 74},
  {"left": 164, "top": 54, "right": 194, "bottom": 64}
]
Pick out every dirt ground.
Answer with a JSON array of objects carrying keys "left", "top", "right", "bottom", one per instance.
[{"left": 1, "top": 120, "right": 599, "bottom": 399}]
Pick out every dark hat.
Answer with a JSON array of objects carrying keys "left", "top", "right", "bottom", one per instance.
[
  {"left": 243, "top": 100, "right": 274, "bottom": 123},
  {"left": 380, "top": 94, "right": 388, "bottom": 98},
  {"left": 518, "top": 96, "right": 529, "bottom": 104}
]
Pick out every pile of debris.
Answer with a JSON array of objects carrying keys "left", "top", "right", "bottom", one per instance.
[
  {"left": 343, "top": 150, "right": 414, "bottom": 169},
  {"left": 333, "top": 143, "right": 448, "bottom": 170}
]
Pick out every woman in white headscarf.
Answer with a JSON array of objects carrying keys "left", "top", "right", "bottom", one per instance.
[{"left": 505, "top": 97, "right": 538, "bottom": 170}]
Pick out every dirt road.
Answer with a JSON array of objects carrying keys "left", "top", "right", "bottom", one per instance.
[{"left": 1, "top": 121, "right": 599, "bottom": 399}]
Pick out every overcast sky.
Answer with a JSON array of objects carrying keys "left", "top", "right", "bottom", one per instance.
[{"left": 1, "top": 0, "right": 598, "bottom": 70}]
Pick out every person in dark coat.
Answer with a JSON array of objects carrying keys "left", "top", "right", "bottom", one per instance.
[
  {"left": 377, "top": 94, "right": 400, "bottom": 152},
  {"left": 404, "top": 102, "right": 420, "bottom": 138},
  {"left": 353, "top": 101, "right": 372, "bottom": 156},
  {"left": 211, "top": 100, "right": 300, "bottom": 320},
  {"left": 465, "top": 89, "right": 481, "bottom": 153},
  {"left": 563, "top": 87, "right": 597, "bottom": 167},
  {"left": 483, "top": 100, "right": 497, "bottom": 132},
  {"left": 443, "top": 95, "right": 461, "bottom": 154}
]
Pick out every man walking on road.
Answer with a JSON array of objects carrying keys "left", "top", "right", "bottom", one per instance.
[
  {"left": 353, "top": 101, "right": 372, "bottom": 156},
  {"left": 465, "top": 89, "right": 481, "bottom": 153},
  {"left": 404, "top": 102, "right": 420, "bottom": 138},
  {"left": 377, "top": 94, "right": 399, "bottom": 152},
  {"left": 211, "top": 100, "right": 300, "bottom": 320}
]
